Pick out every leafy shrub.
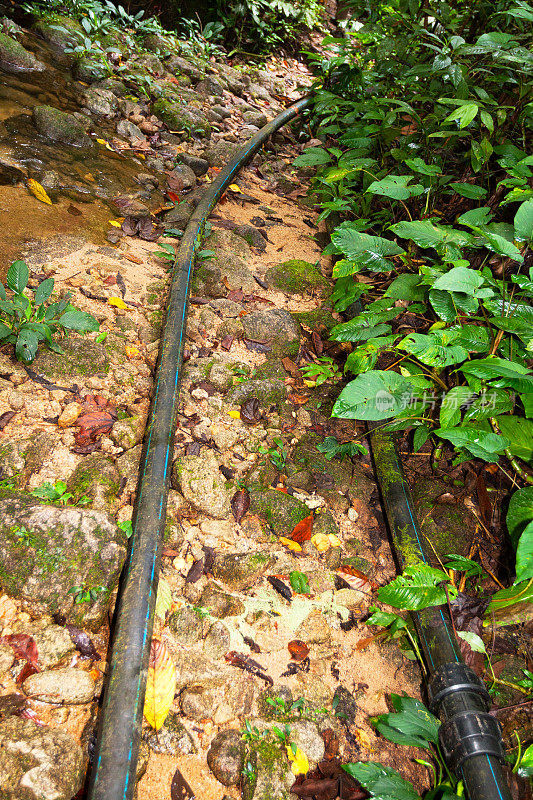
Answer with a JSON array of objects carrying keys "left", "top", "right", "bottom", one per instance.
[{"left": 0, "top": 260, "right": 99, "bottom": 363}]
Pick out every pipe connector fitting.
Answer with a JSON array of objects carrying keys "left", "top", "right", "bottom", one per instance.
[
  {"left": 438, "top": 711, "right": 505, "bottom": 772},
  {"left": 428, "top": 662, "right": 491, "bottom": 713}
]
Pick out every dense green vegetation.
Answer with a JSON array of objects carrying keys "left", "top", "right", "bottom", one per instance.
[{"left": 298, "top": 0, "right": 533, "bottom": 613}]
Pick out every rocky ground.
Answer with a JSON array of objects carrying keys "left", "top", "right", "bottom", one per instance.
[{"left": 0, "top": 9, "right": 529, "bottom": 800}]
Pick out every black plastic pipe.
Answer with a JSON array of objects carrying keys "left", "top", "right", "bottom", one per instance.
[
  {"left": 87, "top": 96, "right": 312, "bottom": 800},
  {"left": 368, "top": 426, "right": 512, "bottom": 800}
]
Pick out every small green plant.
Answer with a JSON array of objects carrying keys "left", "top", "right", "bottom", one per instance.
[
  {"left": 365, "top": 606, "right": 423, "bottom": 665},
  {"left": 31, "top": 480, "right": 90, "bottom": 507},
  {"left": 118, "top": 520, "right": 133, "bottom": 538},
  {"left": 241, "top": 759, "right": 256, "bottom": 784},
  {"left": 192, "top": 605, "right": 211, "bottom": 620},
  {"left": 265, "top": 695, "right": 306, "bottom": 717},
  {"left": 0, "top": 261, "right": 99, "bottom": 363},
  {"left": 241, "top": 719, "right": 266, "bottom": 745},
  {"left": 12, "top": 525, "right": 33, "bottom": 546},
  {"left": 232, "top": 365, "right": 249, "bottom": 384},
  {"left": 300, "top": 355, "right": 341, "bottom": 386},
  {"left": 345, "top": 694, "right": 460, "bottom": 799},
  {"left": 70, "top": 582, "right": 106, "bottom": 603},
  {"left": 153, "top": 242, "right": 176, "bottom": 264},
  {"left": 317, "top": 436, "right": 368, "bottom": 461},
  {"left": 258, "top": 437, "right": 287, "bottom": 471}
]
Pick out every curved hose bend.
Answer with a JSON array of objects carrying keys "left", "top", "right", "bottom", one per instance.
[{"left": 87, "top": 97, "right": 312, "bottom": 800}]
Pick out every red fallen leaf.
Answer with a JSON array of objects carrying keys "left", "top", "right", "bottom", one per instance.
[
  {"left": 170, "top": 766, "right": 195, "bottom": 800},
  {"left": 4, "top": 633, "right": 39, "bottom": 667},
  {"left": 290, "top": 514, "right": 314, "bottom": 544},
  {"left": 17, "top": 662, "right": 39, "bottom": 685},
  {"left": 227, "top": 288, "right": 244, "bottom": 301},
  {"left": 64, "top": 625, "right": 100, "bottom": 660},
  {"left": 75, "top": 411, "right": 115, "bottom": 446},
  {"left": 231, "top": 487, "right": 250, "bottom": 524},
  {"left": 103, "top": 274, "right": 117, "bottom": 286},
  {"left": 288, "top": 640, "right": 309, "bottom": 661},
  {"left": 67, "top": 204, "right": 82, "bottom": 216},
  {"left": 336, "top": 566, "right": 377, "bottom": 593},
  {"left": 0, "top": 411, "right": 15, "bottom": 431},
  {"left": 355, "top": 634, "right": 382, "bottom": 652},
  {"left": 240, "top": 398, "right": 262, "bottom": 425},
  {"left": 167, "top": 191, "right": 181, "bottom": 203},
  {"left": 281, "top": 357, "right": 301, "bottom": 378},
  {"left": 220, "top": 335, "right": 234, "bottom": 351}
]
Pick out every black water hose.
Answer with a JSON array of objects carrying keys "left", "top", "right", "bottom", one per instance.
[
  {"left": 368, "top": 427, "right": 512, "bottom": 800},
  {"left": 87, "top": 97, "right": 312, "bottom": 800}
]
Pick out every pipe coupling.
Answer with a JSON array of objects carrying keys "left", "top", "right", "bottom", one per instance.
[
  {"left": 438, "top": 710, "right": 505, "bottom": 771},
  {"left": 428, "top": 662, "right": 491, "bottom": 713}
]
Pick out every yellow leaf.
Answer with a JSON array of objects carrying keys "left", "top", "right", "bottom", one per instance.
[
  {"left": 311, "top": 532, "right": 330, "bottom": 553},
  {"left": 96, "top": 138, "right": 114, "bottom": 151},
  {"left": 228, "top": 409, "right": 241, "bottom": 419},
  {"left": 27, "top": 179, "right": 52, "bottom": 205},
  {"left": 137, "top": 153, "right": 146, "bottom": 160},
  {"left": 279, "top": 536, "right": 302, "bottom": 553},
  {"left": 286, "top": 745, "right": 309, "bottom": 776},
  {"left": 154, "top": 577, "right": 172, "bottom": 620},
  {"left": 143, "top": 638, "right": 176, "bottom": 730},
  {"left": 109, "top": 220, "right": 122, "bottom": 228},
  {"left": 125, "top": 345, "right": 141, "bottom": 359},
  {"left": 108, "top": 297, "right": 128, "bottom": 309},
  {"left": 328, "top": 534, "right": 342, "bottom": 548},
  {"left": 303, "top": 379, "right": 316, "bottom": 388},
  {"left": 354, "top": 727, "right": 373, "bottom": 750},
  {"left": 228, "top": 183, "right": 243, "bottom": 193}
]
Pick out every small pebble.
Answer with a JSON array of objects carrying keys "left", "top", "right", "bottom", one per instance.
[
  {"left": 58, "top": 402, "right": 82, "bottom": 428},
  {"left": 348, "top": 508, "right": 359, "bottom": 522}
]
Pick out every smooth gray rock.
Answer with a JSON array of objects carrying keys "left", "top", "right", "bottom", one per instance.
[
  {"left": 23, "top": 667, "right": 95, "bottom": 704},
  {"left": 81, "top": 87, "right": 118, "bottom": 116},
  {"left": 241, "top": 308, "right": 301, "bottom": 356},
  {"left": 242, "top": 110, "right": 268, "bottom": 128},
  {"left": 179, "top": 152, "right": 209, "bottom": 176},
  {"left": 172, "top": 451, "right": 233, "bottom": 518},
  {"left": 167, "top": 163, "right": 196, "bottom": 191},
  {"left": 211, "top": 551, "right": 275, "bottom": 592},
  {"left": 116, "top": 118, "right": 145, "bottom": 143},
  {"left": 142, "top": 711, "right": 197, "bottom": 754},
  {"left": 199, "top": 582, "right": 245, "bottom": 619}
]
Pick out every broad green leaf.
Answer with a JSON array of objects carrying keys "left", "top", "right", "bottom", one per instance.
[
  {"left": 384, "top": 274, "right": 426, "bottom": 301},
  {"left": 332, "top": 223, "right": 404, "bottom": 273},
  {"left": 389, "top": 219, "right": 473, "bottom": 259},
  {"left": 463, "top": 388, "right": 514, "bottom": 422},
  {"left": 518, "top": 744, "right": 533, "bottom": 779},
  {"left": 342, "top": 762, "right": 420, "bottom": 800},
  {"left": 59, "top": 309, "right": 100, "bottom": 332},
  {"left": 515, "top": 521, "right": 533, "bottom": 583},
  {"left": 405, "top": 158, "right": 441, "bottom": 176},
  {"left": 398, "top": 330, "right": 469, "bottom": 368},
  {"left": 0, "top": 321, "right": 12, "bottom": 339},
  {"left": 475, "top": 228, "right": 523, "bottom": 262},
  {"left": 443, "top": 103, "right": 479, "bottom": 128},
  {"left": 6, "top": 260, "right": 29, "bottom": 294},
  {"left": 15, "top": 328, "right": 39, "bottom": 363},
  {"left": 34, "top": 277, "right": 55, "bottom": 306},
  {"left": 506, "top": 486, "right": 533, "bottom": 550},
  {"left": 457, "top": 631, "right": 487, "bottom": 653},
  {"left": 413, "top": 424, "right": 430, "bottom": 451},
  {"left": 289, "top": 570, "right": 311, "bottom": 594},
  {"left": 440, "top": 387, "right": 475, "bottom": 427},
  {"left": 487, "top": 579, "right": 533, "bottom": 618},
  {"left": 293, "top": 147, "right": 332, "bottom": 167},
  {"left": 366, "top": 175, "right": 424, "bottom": 200},
  {"left": 374, "top": 695, "right": 440, "bottom": 749},
  {"left": 435, "top": 426, "right": 509, "bottom": 462},
  {"left": 432, "top": 267, "right": 484, "bottom": 294},
  {"left": 332, "top": 370, "right": 413, "bottom": 421},
  {"left": 378, "top": 563, "right": 455, "bottom": 610},
  {"left": 495, "top": 416, "right": 533, "bottom": 463},
  {"left": 514, "top": 199, "right": 533, "bottom": 242},
  {"left": 449, "top": 182, "right": 487, "bottom": 199},
  {"left": 457, "top": 207, "right": 493, "bottom": 227}
]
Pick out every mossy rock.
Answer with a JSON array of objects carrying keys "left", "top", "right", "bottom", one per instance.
[
  {"left": 254, "top": 359, "right": 287, "bottom": 381},
  {"left": 66, "top": 454, "right": 121, "bottom": 514},
  {"left": 410, "top": 477, "right": 477, "bottom": 563},
  {"left": 225, "top": 379, "right": 286, "bottom": 407},
  {"left": 249, "top": 489, "right": 310, "bottom": 537},
  {"left": 286, "top": 432, "right": 355, "bottom": 494},
  {"left": 211, "top": 551, "right": 275, "bottom": 592},
  {"left": 33, "top": 15, "right": 83, "bottom": 50},
  {"left": 0, "top": 31, "right": 45, "bottom": 73},
  {"left": 32, "top": 105, "right": 92, "bottom": 148},
  {"left": 32, "top": 338, "right": 109, "bottom": 379},
  {"left": 73, "top": 56, "right": 109, "bottom": 83},
  {"left": 295, "top": 307, "right": 337, "bottom": 333},
  {"left": 152, "top": 98, "right": 210, "bottom": 136},
  {"left": 0, "top": 492, "right": 126, "bottom": 630},
  {"left": 265, "top": 260, "right": 329, "bottom": 295}
]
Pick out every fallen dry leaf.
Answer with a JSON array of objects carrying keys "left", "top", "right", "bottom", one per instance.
[
  {"left": 288, "top": 640, "right": 309, "bottom": 661},
  {"left": 290, "top": 514, "right": 314, "bottom": 544},
  {"left": 143, "top": 638, "right": 176, "bottom": 731}
]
